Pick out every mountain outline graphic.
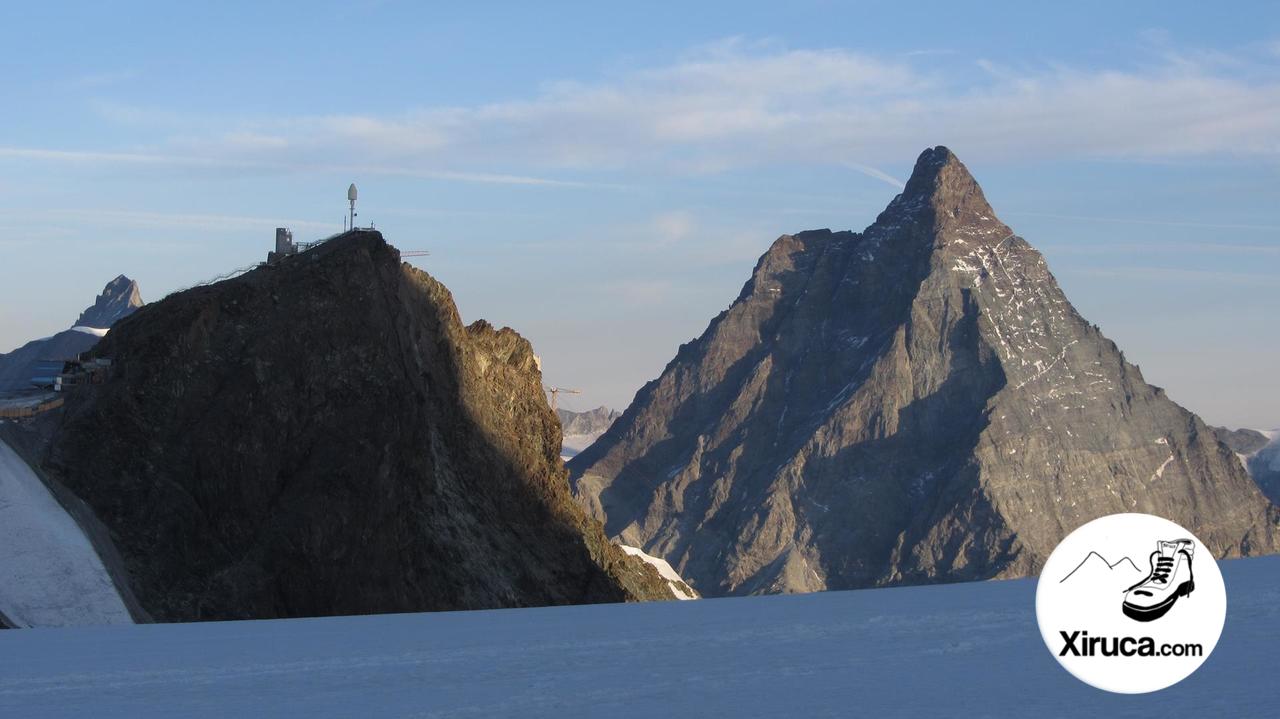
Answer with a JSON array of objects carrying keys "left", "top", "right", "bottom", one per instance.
[{"left": 1058, "top": 551, "right": 1142, "bottom": 584}]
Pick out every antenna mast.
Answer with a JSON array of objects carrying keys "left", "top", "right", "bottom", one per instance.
[{"left": 347, "top": 183, "right": 358, "bottom": 230}]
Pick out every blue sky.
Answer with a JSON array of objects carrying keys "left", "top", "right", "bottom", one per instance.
[{"left": 1, "top": 1, "right": 1277, "bottom": 427}]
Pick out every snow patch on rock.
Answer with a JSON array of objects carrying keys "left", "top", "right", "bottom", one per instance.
[{"left": 618, "top": 545, "right": 698, "bottom": 600}]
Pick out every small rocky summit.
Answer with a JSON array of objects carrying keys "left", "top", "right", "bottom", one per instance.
[
  {"left": 570, "top": 147, "right": 1279, "bottom": 597},
  {"left": 40, "top": 231, "right": 675, "bottom": 621},
  {"left": 0, "top": 275, "right": 143, "bottom": 393},
  {"left": 74, "top": 275, "right": 143, "bottom": 329}
]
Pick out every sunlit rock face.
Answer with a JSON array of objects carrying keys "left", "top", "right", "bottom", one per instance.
[{"left": 571, "top": 147, "right": 1278, "bottom": 597}]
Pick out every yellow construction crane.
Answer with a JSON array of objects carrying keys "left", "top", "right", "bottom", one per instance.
[{"left": 545, "top": 386, "right": 580, "bottom": 412}]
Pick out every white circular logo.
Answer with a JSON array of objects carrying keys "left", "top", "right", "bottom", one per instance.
[{"left": 1035, "top": 513, "right": 1226, "bottom": 693}]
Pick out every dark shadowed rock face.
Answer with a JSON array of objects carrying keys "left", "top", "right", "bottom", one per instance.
[
  {"left": 570, "top": 147, "right": 1279, "bottom": 597},
  {"left": 0, "top": 275, "right": 143, "bottom": 393},
  {"left": 43, "top": 231, "right": 672, "bottom": 621}
]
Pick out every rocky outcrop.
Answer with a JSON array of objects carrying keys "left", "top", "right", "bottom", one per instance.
[
  {"left": 570, "top": 147, "right": 1279, "bottom": 597},
  {"left": 41, "top": 231, "right": 674, "bottom": 621},
  {"left": 0, "top": 275, "right": 143, "bottom": 393}
]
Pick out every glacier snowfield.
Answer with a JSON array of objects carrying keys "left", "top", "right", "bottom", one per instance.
[
  {"left": 2, "top": 556, "right": 1278, "bottom": 718},
  {"left": 0, "top": 439, "right": 132, "bottom": 628}
]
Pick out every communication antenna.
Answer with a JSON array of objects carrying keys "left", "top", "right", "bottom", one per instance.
[{"left": 348, "top": 183, "right": 358, "bottom": 230}]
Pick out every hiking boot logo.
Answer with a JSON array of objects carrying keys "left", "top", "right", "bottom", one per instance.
[
  {"left": 1036, "top": 513, "right": 1227, "bottom": 694},
  {"left": 1121, "top": 539, "right": 1195, "bottom": 623}
]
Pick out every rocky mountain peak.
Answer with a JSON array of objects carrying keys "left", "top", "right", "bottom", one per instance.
[
  {"left": 888, "top": 146, "right": 1004, "bottom": 247},
  {"left": 74, "top": 275, "right": 143, "bottom": 329},
  {"left": 900, "top": 146, "right": 971, "bottom": 200},
  {"left": 570, "top": 147, "right": 1277, "bottom": 598}
]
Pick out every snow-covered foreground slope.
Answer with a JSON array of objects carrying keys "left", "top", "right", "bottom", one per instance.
[
  {"left": 0, "top": 438, "right": 132, "bottom": 628},
  {"left": 2, "top": 556, "right": 1277, "bottom": 718}
]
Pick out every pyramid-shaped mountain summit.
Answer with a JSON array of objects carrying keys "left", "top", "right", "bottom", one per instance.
[{"left": 570, "top": 147, "right": 1279, "bottom": 596}]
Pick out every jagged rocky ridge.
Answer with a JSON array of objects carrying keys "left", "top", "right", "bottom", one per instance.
[
  {"left": 0, "top": 275, "right": 143, "bottom": 393},
  {"left": 39, "top": 231, "right": 674, "bottom": 621},
  {"left": 1213, "top": 427, "right": 1271, "bottom": 456},
  {"left": 558, "top": 406, "right": 622, "bottom": 438},
  {"left": 570, "top": 147, "right": 1279, "bottom": 597}
]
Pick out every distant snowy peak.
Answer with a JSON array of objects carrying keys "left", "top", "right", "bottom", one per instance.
[
  {"left": 74, "top": 274, "right": 143, "bottom": 330},
  {"left": 558, "top": 406, "right": 622, "bottom": 436},
  {"left": 618, "top": 545, "right": 698, "bottom": 600},
  {"left": 559, "top": 406, "right": 622, "bottom": 458}
]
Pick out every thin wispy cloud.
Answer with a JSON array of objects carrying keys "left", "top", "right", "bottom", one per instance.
[
  {"left": 69, "top": 69, "right": 136, "bottom": 89},
  {"left": 1069, "top": 266, "right": 1275, "bottom": 286},
  {"left": 0, "top": 146, "right": 229, "bottom": 167},
  {"left": 26, "top": 208, "right": 337, "bottom": 233},
  {"left": 1042, "top": 240, "right": 1280, "bottom": 257},
  {"left": 842, "top": 162, "right": 905, "bottom": 189},
  {"left": 0, "top": 146, "right": 600, "bottom": 188},
  {"left": 190, "top": 41, "right": 1280, "bottom": 167},
  {"left": 328, "top": 164, "right": 613, "bottom": 188},
  {"left": 651, "top": 210, "right": 696, "bottom": 246},
  {"left": 1004, "top": 211, "right": 1280, "bottom": 233},
  {"left": 7, "top": 39, "right": 1278, "bottom": 186}
]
